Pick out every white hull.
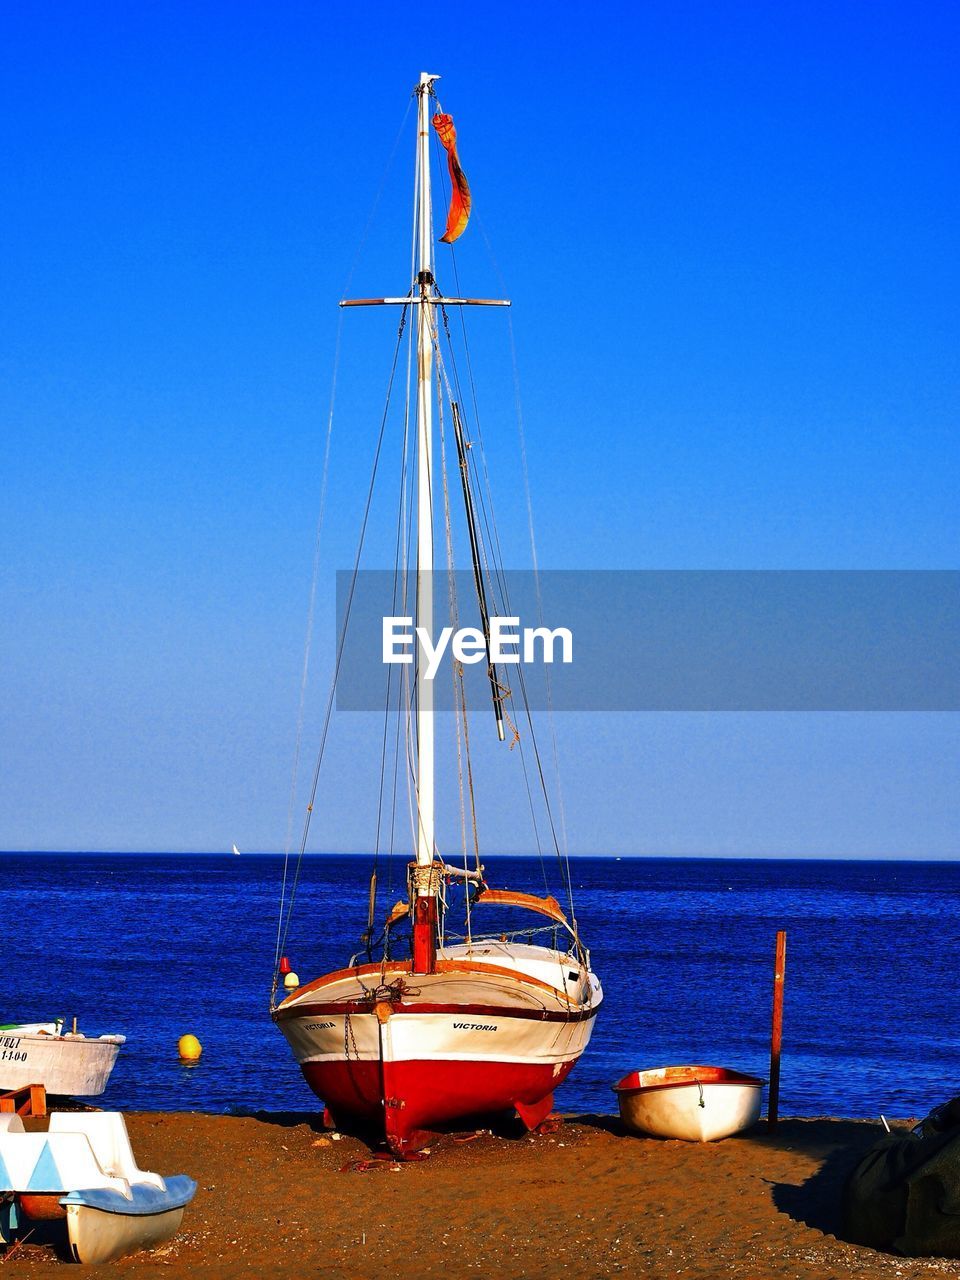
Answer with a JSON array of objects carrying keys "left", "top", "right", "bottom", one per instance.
[
  {"left": 281, "top": 947, "right": 599, "bottom": 1065},
  {"left": 614, "top": 1065, "right": 764, "bottom": 1142},
  {"left": 0, "top": 1028, "right": 124, "bottom": 1096},
  {"left": 65, "top": 1201, "right": 188, "bottom": 1265},
  {"left": 282, "top": 995, "right": 598, "bottom": 1073}
]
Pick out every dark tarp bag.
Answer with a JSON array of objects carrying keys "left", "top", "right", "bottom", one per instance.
[{"left": 842, "top": 1098, "right": 960, "bottom": 1256}]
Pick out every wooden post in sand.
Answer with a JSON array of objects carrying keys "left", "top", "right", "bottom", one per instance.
[{"left": 768, "top": 930, "right": 787, "bottom": 1130}]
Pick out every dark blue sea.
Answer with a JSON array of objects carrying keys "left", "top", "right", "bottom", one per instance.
[{"left": 2, "top": 854, "right": 957, "bottom": 1121}]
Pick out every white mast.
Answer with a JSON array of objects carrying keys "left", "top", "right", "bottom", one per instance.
[
  {"left": 335, "top": 73, "right": 508, "bottom": 962},
  {"left": 415, "top": 72, "right": 438, "bottom": 871}
]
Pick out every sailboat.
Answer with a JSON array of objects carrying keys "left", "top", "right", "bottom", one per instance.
[{"left": 271, "top": 72, "right": 602, "bottom": 1158}]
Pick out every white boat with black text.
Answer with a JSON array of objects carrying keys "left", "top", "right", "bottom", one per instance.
[{"left": 0, "top": 1021, "right": 124, "bottom": 1098}]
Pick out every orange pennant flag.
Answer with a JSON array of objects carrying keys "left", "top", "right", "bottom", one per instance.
[{"left": 432, "top": 112, "right": 471, "bottom": 244}]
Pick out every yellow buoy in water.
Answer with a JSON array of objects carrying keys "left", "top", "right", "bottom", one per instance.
[
  {"left": 178, "top": 1034, "right": 202, "bottom": 1061},
  {"left": 283, "top": 971, "right": 299, "bottom": 989}
]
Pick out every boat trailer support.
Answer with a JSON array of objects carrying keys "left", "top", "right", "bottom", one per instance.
[{"left": 0, "top": 1083, "right": 46, "bottom": 1118}]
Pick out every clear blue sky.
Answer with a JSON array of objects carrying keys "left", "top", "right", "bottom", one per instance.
[{"left": 1, "top": 1, "right": 957, "bottom": 855}]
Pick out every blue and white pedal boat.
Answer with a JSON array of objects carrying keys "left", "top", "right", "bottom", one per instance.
[{"left": 0, "top": 1112, "right": 195, "bottom": 1264}]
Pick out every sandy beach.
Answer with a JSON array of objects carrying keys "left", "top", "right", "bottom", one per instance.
[{"left": 4, "top": 1111, "right": 956, "bottom": 1278}]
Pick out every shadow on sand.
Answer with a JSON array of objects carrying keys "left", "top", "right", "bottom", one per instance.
[
  {"left": 764, "top": 1118, "right": 888, "bottom": 1236},
  {"left": 228, "top": 1105, "right": 565, "bottom": 1148}
]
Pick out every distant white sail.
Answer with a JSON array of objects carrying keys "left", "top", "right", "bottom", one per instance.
[{"left": 232, "top": 844, "right": 241, "bottom": 856}]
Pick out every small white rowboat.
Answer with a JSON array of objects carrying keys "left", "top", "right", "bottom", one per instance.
[
  {"left": 613, "top": 1065, "right": 765, "bottom": 1142},
  {"left": 0, "top": 1023, "right": 124, "bottom": 1097}
]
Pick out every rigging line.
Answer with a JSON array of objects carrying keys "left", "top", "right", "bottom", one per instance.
[
  {"left": 387, "top": 126, "right": 422, "bottom": 909},
  {"left": 430, "top": 131, "right": 507, "bottom": 608},
  {"left": 429, "top": 329, "right": 488, "bottom": 885},
  {"left": 511, "top": 655, "right": 578, "bottom": 926},
  {"left": 373, "top": 514, "right": 402, "bottom": 867},
  {"left": 432, "top": 302, "right": 503, "bottom": 667},
  {"left": 399, "top": 395, "right": 426, "bottom": 875},
  {"left": 390, "top": 355, "right": 417, "bottom": 903},
  {"left": 456, "top": 217, "right": 533, "bottom": 617},
  {"left": 432, "top": 182, "right": 552, "bottom": 894},
  {"left": 446, "top": 209, "right": 576, "bottom": 916},
  {"left": 383, "top": 586, "right": 406, "bottom": 940},
  {"left": 514, "top": 729, "right": 550, "bottom": 891},
  {"left": 436, "top": 303, "right": 519, "bottom": 682},
  {"left": 279, "top": 100, "right": 416, "bottom": 975},
  {"left": 505, "top": 304, "right": 575, "bottom": 903},
  {"left": 436, "top": 386, "right": 465, "bottom": 828},
  {"left": 438, "top": 339, "right": 520, "bottom": 763},
  {"left": 383, "top": 453, "right": 412, "bottom": 960},
  {"left": 401, "top": 64, "right": 427, "bottom": 869},
  {"left": 402, "top": 675, "right": 455, "bottom": 893},
  {"left": 433, "top": 299, "right": 552, "bottom": 897},
  {"left": 486, "top": 536, "right": 576, "bottom": 916},
  {"left": 433, "top": 309, "right": 551, "bottom": 898},
  {"left": 377, "top": 153, "right": 420, "bottom": 908},
  {"left": 403, "top": 556, "right": 449, "bottom": 874},
  {"left": 274, "top": 308, "right": 343, "bottom": 976},
  {"left": 340, "top": 97, "right": 415, "bottom": 302},
  {"left": 370, "top": 340, "right": 414, "bottom": 952},
  {"left": 384, "top": 655, "right": 406, "bottom": 957},
  {"left": 430, "top": 135, "right": 506, "bottom": 591},
  {"left": 439, "top": 444, "right": 483, "bottom": 883},
  {"left": 374, "top": 100, "right": 427, "bottom": 939},
  {"left": 430, "top": 271, "right": 514, "bottom": 785},
  {"left": 435, "top": 307, "right": 510, "bottom": 719},
  {"left": 398, "top": 375, "right": 421, "bottom": 877},
  {"left": 402, "top": 653, "right": 419, "bottom": 864},
  {"left": 432, "top": 140, "right": 563, "bottom": 907},
  {"left": 275, "top": 306, "right": 410, "bottom": 978},
  {"left": 436, "top": 366, "right": 476, "bottom": 938},
  {"left": 451, "top": 398, "right": 505, "bottom": 741},
  {"left": 458, "top": 662, "right": 482, "bottom": 878}
]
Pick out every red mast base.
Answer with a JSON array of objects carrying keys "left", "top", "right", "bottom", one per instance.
[{"left": 411, "top": 895, "right": 438, "bottom": 974}]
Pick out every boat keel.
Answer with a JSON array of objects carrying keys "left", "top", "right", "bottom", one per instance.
[{"left": 514, "top": 1092, "right": 555, "bottom": 1132}]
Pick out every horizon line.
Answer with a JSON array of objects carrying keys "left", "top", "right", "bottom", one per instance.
[{"left": 2, "top": 849, "right": 958, "bottom": 863}]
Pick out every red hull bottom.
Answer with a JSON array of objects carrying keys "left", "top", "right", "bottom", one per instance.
[{"left": 301, "top": 1057, "right": 575, "bottom": 1156}]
